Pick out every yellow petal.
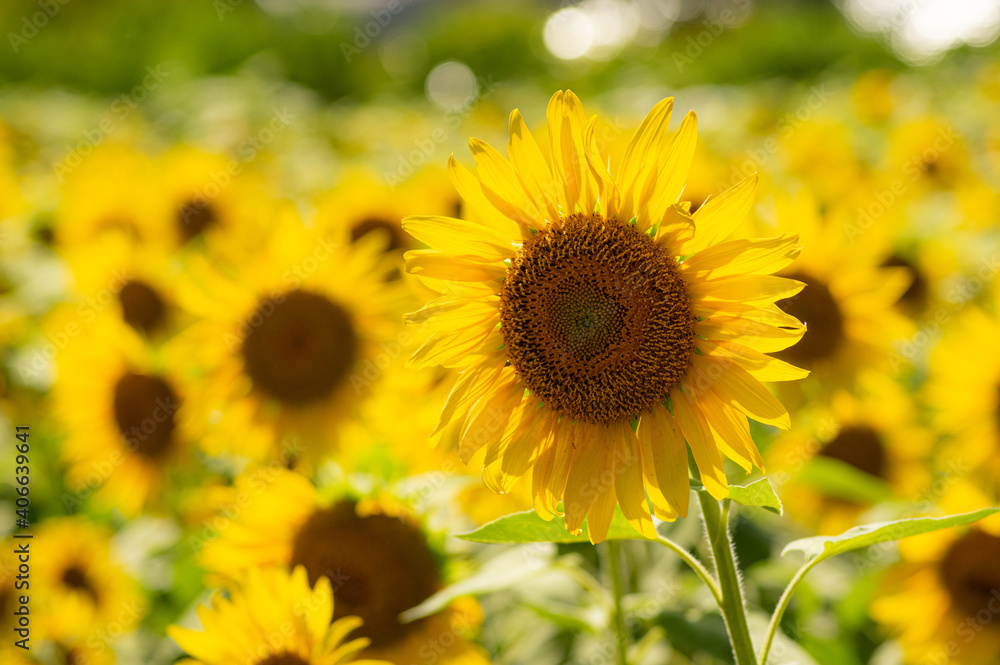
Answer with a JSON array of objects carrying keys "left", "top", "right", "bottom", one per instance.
[
  {"left": 469, "top": 137, "right": 543, "bottom": 230},
  {"left": 614, "top": 424, "right": 657, "bottom": 538},
  {"left": 681, "top": 173, "right": 758, "bottom": 255},
  {"left": 617, "top": 97, "right": 673, "bottom": 218},
  {"left": 431, "top": 349, "right": 507, "bottom": 435},
  {"left": 507, "top": 109, "right": 560, "bottom": 224},
  {"left": 689, "top": 274, "right": 805, "bottom": 304},
  {"left": 647, "top": 111, "right": 698, "bottom": 221},
  {"left": 681, "top": 234, "right": 800, "bottom": 279},
  {"left": 697, "top": 338, "right": 809, "bottom": 382},
  {"left": 671, "top": 388, "right": 728, "bottom": 499},
  {"left": 563, "top": 424, "right": 607, "bottom": 534},
  {"left": 406, "top": 250, "right": 507, "bottom": 283},
  {"left": 696, "top": 359, "right": 791, "bottom": 430},
  {"left": 636, "top": 402, "right": 689, "bottom": 519},
  {"left": 460, "top": 375, "right": 522, "bottom": 463},
  {"left": 404, "top": 214, "right": 516, "bottom": 259},
  {"left": 587, "top": 476, "right": 618, "bottom": 545},
  {"left": 695, "top": 317, "right": 806, "bottom": 354}
]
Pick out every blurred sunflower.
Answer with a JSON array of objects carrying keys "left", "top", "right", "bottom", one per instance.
[
  {"left": 925, "top": 299, "right": 1000, "bottom": 483},
  {"left": 403, "top": 91, "right": 807, "bottom": 543},
  {"left": 61, "top": 233, "right": 179, "bottom": 338},
  {"left": 32, "top": 517, "right": 145, "bottom": 644},
  {"left": 159, "top": 146, "right": 276, "bottom": 251},
  {"left": 768, "top": 371, "right": 932, "bottom": 534},
  {"left": 53, "top": 314, "right": 192, "bottom": 516},
  {"left": 55, "top": 143, "right": 169, "bottom": 248},
  {"left": 197, "top": 468, "right": 489, "bottom": 665},
  {"left": 170, "top": 565, "right": 385, "bottom": 665},
  {"left": 872, "top": 484, "right": 1000, "bottom": 665},
  {"left": 174, "top": 206, "right": 406, "bottom": 463},
  {"left": 851, "top": 69, "right": 897, "bottom": 126},
  {"left": 315, "top": 167, "right": 456, "bottom": 256},
  {"left": 763, "top": 192, "right": 912, "bottom": 390}
]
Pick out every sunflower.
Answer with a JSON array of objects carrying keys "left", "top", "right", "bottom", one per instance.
[
  {"left": 401, "top": 91, "right": 808, "bottom": 543},
  {"left": 159, "top": 146, "right": 277, "bottom": 252},
  {"left": 767, "top": 371, "right": 932, "bottom": 534},
  {"left": 314, "top": 166, "right": 456, "bottom": 256},
  {"left": 196, "top": 468, "right": 489, "bottom": 665},
  {"left": 53, "top": 313, "right": 192, "bottom": 516},
  {"left": 31, "top": 516, "right": 145, "bottom": 644},
  {"left": 871, "top": 484, "right": 1000, "bottom": 665},
  {"left": 54, "top": 143, "right": 170, "bottom": 248},
  {"left": 61, "top": 232, "right": 180, "bottom": 339},
  {"left": 169, "top": 565, "right": 386, "bottom": 665},
  {"left": 761, "top": 191, "right": 912, "bottom": 393},
  {"left": 925, "top": 298, "right": 1000, "bottom": 485},
  {"left": 173, "top": 205, "right": 406, "bottom": 463}
]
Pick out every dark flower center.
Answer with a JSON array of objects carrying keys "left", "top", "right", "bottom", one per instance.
[
  {"left": 112, "top": 372, "right": 179, "bottom": 459},
  {"left": 350, "top": 217, "right": 407, "bottom": 252},
  {"left": 818, "top": 425, "right": 887, "bottom": 479},
  {"left": 500, "top": 213, "right": 695, "bottom": 424},
  {"left": 881, "top": 253, "right": 928, "bottom": 311},
  {"left": 241, "top": 289, "right": 357, "bottom": 406},
  {"left": 118, "top": 279, "right": 167, "bottom": 334},
  {"left": 61, "top": 564, "right": 100, "bottom": 603},
  {"left": 177, "top": 199, "right": 218, "bottom": 242},
  {"left": 289, "top": 501, "right": 441, "bottom": 649},
  {"left": 939, "top": 530, "right": 1000, "bottom": 619},
  {"left": 775, "top": 271, "right": 845, "bottom": 365}
]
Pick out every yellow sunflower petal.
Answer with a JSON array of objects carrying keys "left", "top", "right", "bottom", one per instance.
[
  {"left": 636, "top": 402, "right": 690, "bottom": 520},
  {"left": 671, "top": 388, "right": 728, "bottom": 499},
  {"left": 681, "top": 173, "right": 758, "bottom": 255}
]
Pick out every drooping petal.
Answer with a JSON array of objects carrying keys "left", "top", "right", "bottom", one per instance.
[
  {"left": 636, "top": 402, "right": 689, "bottom": 519},
  {"left": 671, "top": 388, "right": 729, "bottom": 499}
]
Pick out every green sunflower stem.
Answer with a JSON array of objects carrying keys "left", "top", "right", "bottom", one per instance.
[
  {"left": 699, "top": 493, "right": 758, "bottom": 665},
  {"left": 605, "top": 540, "right": 630, "bottom": 665}
]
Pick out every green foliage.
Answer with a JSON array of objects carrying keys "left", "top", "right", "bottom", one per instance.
[{"left": 782, "top": 507, "right": 1000, "bottom": 564}]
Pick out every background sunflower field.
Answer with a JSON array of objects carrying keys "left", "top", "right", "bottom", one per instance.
[{"left": 2, "top": 1, "right": 1000, "bottom": 664}]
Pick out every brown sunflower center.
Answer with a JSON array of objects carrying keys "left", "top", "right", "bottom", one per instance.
[
  {"left": 775, "top": 271, "right": 844, "bottom": 365},
  {"left": 499, "top": 213, "right": 695, "bottom": 425},
  {"left": 289, "top": 501, "right": 441, "bottom": 649},
  {"left": 881, "top": 254, "right": 928, "bottom": 311},
  {"left": 257, "top": 655, "right": 311, "bottom": 665},
  {"left": 817, "top": 425, "right": 887, "bottom": 479},
  {"left": 112, "top": 372, "right": 179, "bottom": 459},
  {"left": 177, "top": 199, "right": 218, "bottom": 242},
  {"left": 118, "top": 279, "right": 167, "bottom": 334},
  {"left": 241, "top": 289, "right": 357, "bottom": 406},
  {"left": 939, "top": 530, "right": 1000, "bottom": 619},
  {"left": 351, "top": 217, "right": 407, "bottom": 252},
  {"left": 61, "top": 565, "right": 99, "bottom": 603}
]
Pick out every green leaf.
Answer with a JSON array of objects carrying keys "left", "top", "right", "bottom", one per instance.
[
  {"left": 457, "top": 507, "right": 650, "bottom": 544},
  {"left": 728, "top": 477, "right": 783, "bottom": 515},
  {"left": 783, "top": 507, "right": 1000, "bottom": 564},
  {"left": 399, "top": 543, "right": 555, "bottom": 622},
  {"left": 796, "top": 456, "right": 893, "bottom": 504}
]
